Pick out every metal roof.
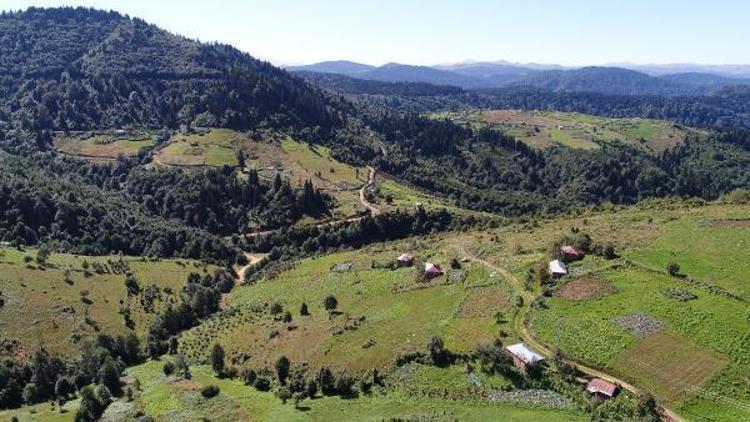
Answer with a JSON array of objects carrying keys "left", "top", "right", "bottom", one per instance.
[
  {"left": 587, "top": 378, "right": 618, "bottom": 397},
  {"left": 505, "top": 343, "right": 545, "bottom": 364},
  {"left": 549, "top": 259, "right": 567, "bottom": 275}
]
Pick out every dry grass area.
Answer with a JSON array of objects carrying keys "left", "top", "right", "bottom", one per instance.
[
  {"left": 54, "top": 132, "right": 156, "bottom": 159},
  {"left": 556, "top": 277, "right": 618, "bottom": 301},
  {"left": 611, "top": 332, "right": 728, "bottom": 403}
]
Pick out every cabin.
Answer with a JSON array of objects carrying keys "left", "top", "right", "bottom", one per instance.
[
  {"left": 505, "top": 343, "right": 544, "bottom": 372},
  {"left": 424, "top": 262, "right": 444, "bottom": 279},
  {"left": 548, "top": 259, "right": 567, "bottom": 277},
  {"left": 561, "top": 245, "right": 583, "bottom": 260},
  {"left": 586, "top": 378, "right": 618, "bottom": 399},
  {"left": 397, "top": 253, "right": 414, "bottom": 267}
]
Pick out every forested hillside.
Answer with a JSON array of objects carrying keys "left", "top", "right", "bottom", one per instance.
[{"left": 1, "top": 7, "right": 750, "bottom": 258}]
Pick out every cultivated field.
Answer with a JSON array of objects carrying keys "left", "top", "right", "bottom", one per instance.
[
  {"left": 0, "top": 247, "right": 212, "bottom": 359},
  {"left": 435, "top": 110, "right": 705, "bottom": 152}
]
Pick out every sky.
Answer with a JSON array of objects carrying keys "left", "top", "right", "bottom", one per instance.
[{"left": 3, "top": 0, "right": 750, "bottom": 66}]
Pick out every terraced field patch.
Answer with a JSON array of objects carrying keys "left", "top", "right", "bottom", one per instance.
[
  {"left": 610, "top": 332, "right": 728, "bottom": 403},
  {"left": 556, "top": 276, "right": 618, "bottom": 301}
]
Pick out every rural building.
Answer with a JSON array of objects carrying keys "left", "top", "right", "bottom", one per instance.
[
  {"left": 397, "top": 253, "right": 414, "bottom": 267},
  {"left": 548, "top": 259, "right": 568, "bottom": 277},
  {"left": 561, "top": 245, "right": 583, "bottom": 259},
  {"left": 505, "top": 343, "right": 545, "bottom": 372},
  {"left": 586, "top": 378, "right": 618, "bottom": 399},
  {"left": 424, "top": 262, "right": 444, "bottom": 279}
]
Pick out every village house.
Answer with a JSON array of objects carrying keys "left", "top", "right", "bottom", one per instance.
[
  {"left": 397, "top": 253, "right": 414, "bottom": 267},
  {"left": 424, "top": 262, "right": 444, "bottom": 279},
  {"left": 586, "top": 378, "right": 618, "bottom": 399},
  {"left": 505, "top": 343, "right": 545, "bottom": 372},
  {"left": 561, "top": 245, "right": 583, "bottom": 260},
  {"left": 548, "top": 259, "right": 568, "bottom": 277}
]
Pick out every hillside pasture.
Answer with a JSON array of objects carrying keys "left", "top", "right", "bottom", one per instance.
[
  {"left": 114, "top": 360, "right": 585, "bottom": 422},
  {"left": 179, "top": 239, "right": 516, "bottom": 373},
  {"left": 53, "top": 132, "right": 156, "bottom": 160},
  {"left": 438, "top": 110, "right": 703, "bottom": 152},
  {"left": 154, "top": 129, "right": 369, "bottom": 219},
  {"left": 0, "top": 247, "right": 210, "bottom": 359}
]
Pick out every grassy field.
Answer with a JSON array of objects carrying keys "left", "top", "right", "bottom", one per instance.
[
  {"left": 0, "top": 247, "right": 212, "bottom": 359},
  {"left": 0, "top": 358, "right": 584, "bottom": 421},
  {"left": 179, "top": 238, "right": 516, "bottom": 372},
  {"left": 434, "top": 110, "right": 705, "bottom": 152},
  {"left": 154, "top": 129, "right": 370, "bottom": 219},
  {"left": 53, "top": 132, "right": 156, "bottom": 160}
]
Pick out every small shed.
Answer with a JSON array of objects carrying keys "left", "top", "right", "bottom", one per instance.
[
  {"left": 505, "top": 343, "right": 545, "bottom": 372},
  {"left": 397, "top": 253, "right": 414, "bottom": 267},
  {"left": 586, "top": 378, "right": 618, "bottom": 399},
  {"left": 561, "top": 245, "right": 583, "bottom": 259},
  {"left": 424, "top": 262, "right": 444, "bottom": 279},
  {"left": 548, "top": 259, "right": 567, "bottom": 277}
]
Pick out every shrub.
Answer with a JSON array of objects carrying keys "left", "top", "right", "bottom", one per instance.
[
  {"left": 300, "top": 302, "right": 309, "bottom": 316},
  {"left": 210, "top": 343, "right": 225, "bottom": 375},
  {"left": 270, "top": 301, "right": 283, "bottom": 315},
  {"left": 162, "top": 361, "right": 175, "bottom": 376},
  {"left": 666, "top": 262, "right": 680, "bottom": 276},
  {"left": 323, "top": 295, "right": 338, "bottom": 311},
  {"left": 200, "top": 385, "right": 220, "bottom": 398},
  {"left": 253, "top": 376, "right": 271, "bottom": 391}
]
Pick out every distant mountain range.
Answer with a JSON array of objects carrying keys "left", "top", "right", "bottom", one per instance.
[{"left": 287, "top": 60, "right": 750, "bottom": 95}]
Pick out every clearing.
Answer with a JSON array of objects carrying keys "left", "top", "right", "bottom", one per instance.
[{"left": 434, "top": 109, "right": 705, "bottom": 152}]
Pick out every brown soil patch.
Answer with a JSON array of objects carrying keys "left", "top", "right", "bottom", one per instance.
[
  {"left": 556, "top": 277, "right": 618, "bottom": 301},
  {"left": 457, "top": 285, "right": 508, "bottom": 317}
]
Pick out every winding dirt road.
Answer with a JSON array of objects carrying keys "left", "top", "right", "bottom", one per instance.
[{"left": 464, "top": 254, "right": 684, "bottom": 422}]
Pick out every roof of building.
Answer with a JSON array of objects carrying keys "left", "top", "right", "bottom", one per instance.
[
  {"left": 398, "top": 253, "right": 414, "bottom": 262},
  {"left": 586, "top": 378, "right": 618, "bottom": 397},
  {"left": 561, "top": 245, "right": 583, "bottom": 256},
  {"left": 549, "top": 259, "right": 567, "bottom": 275},
  {"left": 424, "top": 262, "right": 443, "bottom": 273},
  {"left": 505, "top": 343, "right": 545, "bottom": 364}
]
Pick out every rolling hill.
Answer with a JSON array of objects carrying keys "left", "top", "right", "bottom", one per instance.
[{"left": 290, "top": 60, "right": 750, "bottom": 95}]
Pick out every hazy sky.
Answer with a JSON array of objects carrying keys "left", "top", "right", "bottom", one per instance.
[{"left": 3, "top": 0, "right": 750, "bottom": 66}]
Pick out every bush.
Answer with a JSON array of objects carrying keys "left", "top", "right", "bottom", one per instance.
[
  {"left": 162, "top": 362, "right": 175, "bottom": 376},
  {"left": 666, "top": 262, "right": 680, "bottom": 276},
  {"left": 200, "top": 385, "right": 220, "bottom": 398},
  {"left": 323, "top": 295, "right": 338, "bottom": 311},
  {"left": 253, "top": 376, "right": 271, "bottom": 391}
]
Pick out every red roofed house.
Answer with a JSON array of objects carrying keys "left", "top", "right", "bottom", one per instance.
[
  {"left": 397, "top": 253, "right": 414, "bottom": 267},
  {"left": 424, "top": 262, "right": 444, "bottom": 279},
  {"left": 561, "top": 245, "right": 583, "bottom": 260},
  {"left": 586, "top": 378, "right": 618, "bottom": 399}
]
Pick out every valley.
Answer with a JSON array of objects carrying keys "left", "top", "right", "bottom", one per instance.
[{"left": 1, "top": 6, "right": 750, "bottom": 422}]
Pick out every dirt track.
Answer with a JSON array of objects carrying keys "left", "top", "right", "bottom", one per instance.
[{"left": 464, "top": 254, "right": 684, "bottom": 422}]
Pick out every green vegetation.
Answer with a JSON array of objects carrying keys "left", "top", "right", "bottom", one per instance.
[
  {"left": 156, "top": 129, "right": 243, "bottom": 167},
  {"left": 53, "top": 132, "right": 157, "bottom": 160},
  {"left": 436, "top": 109, "right": 705, "bottom": 151},
  {"left": 0, "top": 247, "right": 213, "bottom": 358}
]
